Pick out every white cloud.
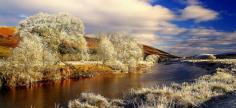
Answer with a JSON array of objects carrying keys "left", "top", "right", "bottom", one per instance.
[
  {"left": 1, "top": 0, "right": 233, "bottom": 56},
  {"left": 131, "top": 33, "right": 160, "bottom": 46},
  {"left": 181, "top": 5, "right": 218, "bottom": 22},
  {"left": 0, "top": 0, "right": 187, "bottom": 46},
  {"left": 189, "top": 28, "right": 225, "bottom": 36},
  {"left": 186, "top": 0, "right": 200, "bottom": 5}
]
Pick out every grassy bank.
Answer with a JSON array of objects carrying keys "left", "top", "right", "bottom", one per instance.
[
  {"left": 0, "top": 62, "right": 113, "bottom": 87},
  {"left": 68, "top": 60, "right": 236, "bottom": 108},
  {"left": 0, "top": 61, "right": 153, "bottom": 87}
]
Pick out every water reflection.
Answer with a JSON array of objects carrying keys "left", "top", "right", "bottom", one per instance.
[{"left": 0, "top": 63, "right": 208, "bottom": 108}]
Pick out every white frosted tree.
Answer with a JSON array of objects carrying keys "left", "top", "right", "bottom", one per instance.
[
  {"left": 95, "top": 32, "right": 144, "bottom": 72},
  {"left": 1, "top": 31, "right": 59, "bottom": 85},
  {"left": 96, "top": 34, "right": 128, "bottom": 72},
  {"left": 146, "top": 54, "right": 160, "bottom": 64},
  {"left": 18, "top": 13, "right": 84, "bottom": 35},
  {"left": 5, "top": 32, "right": 44, "bottom": 73},
  {"left": 107, "top": 33, "right": 143, "bottom": 68},
  {"left": 60, "top": 33, "right": 89, "bottom": 61},
  {"left": 18, "top": 12, "right": 89, "bottom": 61},
  {"left": 77, "top": 34, "right": 89, "bottom": 61},
  {"left": 97, "top": 34, "right": 116, "bottom": 63}
]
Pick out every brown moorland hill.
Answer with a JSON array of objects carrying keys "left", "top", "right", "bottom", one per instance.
[
  {"left": 0, "top": 27, "right": 20, "bottom": 57},
  {"left": 0, "top": 26, "right": 17, "bottom": 38},
  {"left": 142, "top": 45, "right": 177, "bottom": 58},
  {"left": 0, "top": 27, "right": 20, "bottom": 47}
]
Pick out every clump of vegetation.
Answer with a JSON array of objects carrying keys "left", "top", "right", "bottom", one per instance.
[
  {"left": 68, "top": 67, "right": 236, "bottom": 108},
  {"left": 69, "top": 93, "right": 112, "bottom": 108},
  {"left": 146, "top": 54, "right": 160, "bottom": 64},
  {"left": 18, "top": 12, "right": 89, "bottom": 61},
  {"left": 0, "top": 31, "right": 59, "bottom": 86},
  {"left": 0, "top": 13, "right": 89, "bottom": 86},
  {"left": 208, "top": 54, "right": 217, "bottom": 60},
  {"left": 96, "top": 33, "right": 144, "bottom": 72}
]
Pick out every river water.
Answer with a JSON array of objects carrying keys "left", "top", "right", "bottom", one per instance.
[{"left": 0, "top": 63, "right": 209, "bottom": 108}]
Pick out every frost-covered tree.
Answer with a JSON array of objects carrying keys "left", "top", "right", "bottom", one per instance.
[
  {"left": 97, "top": 34, "right": 116, "bottom": 63},
  {"left": 108, "top": 33, "right": 143, "bottom": 60},
  {"left": 5, "top": 32, "right": 44, "bottom": 72},
  {"left": 208, "top": 55, "right": 217, "bottom": 60},
  {"left": 146, "top": 54, "right": 160, "bottom": 63},
  {"left": 95, "top": 32, "right": 144, "bottom": 71},
  {"left": 107, "top": 33, "right": 143, "bottom": 68},
  {"left": 18, "top": 13, "right": 84, "bottom": 35},
  {"left": 60, "top": 33, "right": 89, "bottom": 61},
  {"left": 18, "top": 12, "right": 89, "bottom": 61},
  {"left": 0, "top": 31, "right": 59, "bottom": 85}
]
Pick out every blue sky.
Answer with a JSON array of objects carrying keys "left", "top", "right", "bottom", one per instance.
[
  {"left": 0, "top": 0, "right": 235, "bottom": 56},
  {"left": 151, "top": 0, "right": 236, "bottom": 32}
]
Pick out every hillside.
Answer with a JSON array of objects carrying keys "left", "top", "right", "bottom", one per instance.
[
  {"left": 215, "top": 52, "right": 236, "bottom": 59},
  {"left": 142, "top": 45, "right": 177, "bottom": 58},
  {"left": 0, "top": 27, "right": 177, "bottom": 58},
  {"left": 0, "top": 27, "right": 19, "bottom": 47},
  {"left": 85, "top": 36, "right": 177, "bottom": 58},
  {"left": 0, "top": 27, "right": 20, "bottom": 57}
]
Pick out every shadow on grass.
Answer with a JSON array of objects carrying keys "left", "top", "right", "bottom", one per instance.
[{"left": 198, "top": 91, "right": 236, "bottom": 108}]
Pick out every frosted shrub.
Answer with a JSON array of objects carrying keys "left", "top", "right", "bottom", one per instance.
[
  {"left": 4, "top": 31, "right": 44, "bottom": 73},
  {"left": 96, "top": 32, "right": 144, "bottom": 72},
  {"left": 0, "top": 31, "right": 59, "bottom": 85},
  {"left": 60, "top": 33, "right": 89, "bottom": 61},
  {"left": 127, "top": 58, "right": 137, "bottom": 70},
  {"left": 19, "top": 13, "right": 84, "bottom": 35},
  {"left": 77, "top": 35, "right": 89, "bottom": 61},
  {"left": 146, "top": 54, "right": 160, "bottom": 63},
  {"left": 97, "top": 34, "right": 117, "bottom": 63},
  {"left": 69, "top": 93, "right": 110, "bottom": 108},
  {"left": 96, "top": 34, "right": 129, "bottom": 71},
  {"left": 108, "top": 32, "right": 143, "bottom": 64},
  {"left": 18, "top": 12, "right": 89, "bottom": 61},
  {"left": 208, "top": 55, "right": 217, "bottom": 60}
]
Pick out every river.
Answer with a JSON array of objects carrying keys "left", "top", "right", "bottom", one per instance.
[{"left": 0, "top": 63, "right": 209, "bottom": 108}]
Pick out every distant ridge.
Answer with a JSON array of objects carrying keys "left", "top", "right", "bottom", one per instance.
[
  {"left": 142, "top": 44, "right": 178, "bottom": 58},
  {"left": 215, "top": 52, "right": 236, "bottom": 59}
]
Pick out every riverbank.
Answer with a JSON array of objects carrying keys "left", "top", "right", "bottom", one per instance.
[
  {"left": 0, "top": 61, "right": 153, "bottom": 88},
  {"left": 68, "top": 59, "right": 236, "bottom": 108}
]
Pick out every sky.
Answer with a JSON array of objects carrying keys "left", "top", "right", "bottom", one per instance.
[{"left": 0, "top": 0, "right": 235, "bottom": 56}]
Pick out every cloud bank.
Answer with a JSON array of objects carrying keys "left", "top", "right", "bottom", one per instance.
[
  {"left": 0, "top": 0, "right": 185, "bottom": 45},
  {"left": 180, "top": 5, "right": 218, "bottom": 22},
  {"left": 0, "top": 0, "right": 235, "bottom": 56}
]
